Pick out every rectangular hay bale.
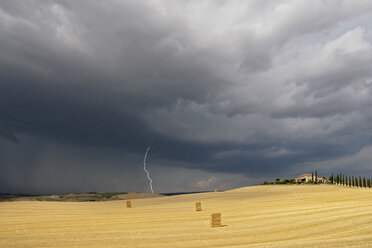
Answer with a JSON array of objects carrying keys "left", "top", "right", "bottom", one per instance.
[
  {"left": 195, "top": 202, "right": 202, "bottom": 211},
  {"left": 126, "top": 200, "right": 131, "bottom": 208},
  {"left": 210, "top": 213, "right": 221, "bottom": 227}
]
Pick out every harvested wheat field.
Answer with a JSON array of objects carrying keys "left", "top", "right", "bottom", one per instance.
[{"left": 2, "top": 184, "right": 372, "bottom": 248}]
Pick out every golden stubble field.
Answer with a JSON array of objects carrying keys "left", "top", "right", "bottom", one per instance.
[{"left": 2, "top": 184, "right": 372, "bottom": 248}]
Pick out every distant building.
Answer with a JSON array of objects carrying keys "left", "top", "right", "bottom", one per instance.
[
  {"left": 295, "top": 174, "right": 327, "bottom": 183},
  {"left": 317, "top": 177, "right": 327, "bottom": 183},
  {"left": 295, "top": 174, "right": 312, "bottom": 182}
]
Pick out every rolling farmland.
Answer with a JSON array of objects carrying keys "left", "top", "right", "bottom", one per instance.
[{"left": 1, "top": 185, "right": 372, "bottom": 247}]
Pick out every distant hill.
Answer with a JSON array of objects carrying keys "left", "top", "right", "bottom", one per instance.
[{"left": 0, "top": 192, "right": 164, "bottom": 202}]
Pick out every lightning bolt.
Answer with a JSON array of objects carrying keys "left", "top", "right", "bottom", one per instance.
[{"left": 143, "top": 147, "right": 154, "bottom": 193}]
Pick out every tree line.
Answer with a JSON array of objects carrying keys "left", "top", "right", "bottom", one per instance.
[
  {"left": 329, "top": 173, "right": 372, "bottom": 188},
  {"left": 258, "top": 172, "right": 372, "bottom": 187}
]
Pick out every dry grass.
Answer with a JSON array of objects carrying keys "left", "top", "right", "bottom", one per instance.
[{"left": 1, "top": 185, "right": 372, "bottom": 247}]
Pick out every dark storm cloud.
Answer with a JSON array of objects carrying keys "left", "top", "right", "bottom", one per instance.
[
  {"left": 0, "top": 125, "right": 19, "bottom": 143},
  {"left": 2, "top": 0, "right": 372, "bottom": 193}
]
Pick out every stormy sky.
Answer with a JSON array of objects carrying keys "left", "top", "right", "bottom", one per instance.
[{"left": 2, "top": 0, "right": 372, "bottom": 194}]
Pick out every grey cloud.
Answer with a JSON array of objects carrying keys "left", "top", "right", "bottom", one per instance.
[
  {"left": 2, "top": 1, "right": 372, "bottom": 193},
  {"left": 0, "top": 125, "right": 19, "bottom": 143}
]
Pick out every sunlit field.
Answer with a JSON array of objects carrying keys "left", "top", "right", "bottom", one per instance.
[{"left": 2, "top": 185, "right": 372, "bottom": 247}]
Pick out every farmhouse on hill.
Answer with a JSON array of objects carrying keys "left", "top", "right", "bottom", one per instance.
[{"left": 295, "top": 174, "right": 327, "bottom": 183}]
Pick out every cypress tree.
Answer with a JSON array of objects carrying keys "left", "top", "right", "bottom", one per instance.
[
  {"left": 349, "top": 176, "right": 351, "bottom": 187},
  {"left": 359, "top": 176, "right": 362, "bottom": 188},
  {"left": 338, "top": 173, "right": 342, "bottom": 185},
  {"left": 331, "top": 173, "right": 334, "bottom": 184},
  {"left": 344, "top": 175, "right": 346, "bottom": 186},
  {"left": 338, "top": 174, "right": 340, "bottom": 185},
  {"left": 312, "top": 172, "right": 314, "bottom": 182},
  {"left": 355, "top": 176, "right": 357, "bottom": 187},
  {"left": 352, "top": 176, "right": 354, "bottom": 187},
  {"left": 368, "top": 178, "right": 371, "bottom": 188},
  {"left": 315, "top": 171, "right": 318, "bottom": 183},
  {"left": 354, "top": 177, "right": 358, "bottom": 187},
  {"left": 343, "top": 175, "right": 345, "bottom": 186},
  {"left": 363, "top": 177, "right": 366, "bottom": 188}
]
